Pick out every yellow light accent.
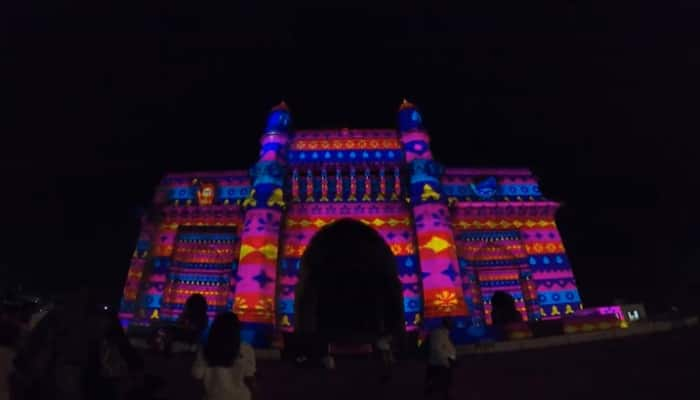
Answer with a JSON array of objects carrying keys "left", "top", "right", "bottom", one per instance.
[
  {"left": 266, "top": 188, "right": 286, "bottom": 208},
  {"left": 233, "top": 297, "right": 248, "bottom": 313},
  {"left": 433, "top": 291, "right": 458, "bottom": 312},
  {"left": 423, "top": 236, "right": 452, "bottom": 253},
  {"left": 239, "top": 244, "right": 255, "bottom": 260},
  {"left": 313, "top": 219, "right": 326, "bottom": 228},
  {"left": 254, "top": 298, "right": 274, "bottom": 318},
  {"left": 420, "top": 184, "right": 441, "bottom": 201},
  {"left": 620, "top": 320, "right": 629, "bottom": 329},
  {"left": 259, "top": 244, "right": 279, "bottom": 260},
  {"left": 299, "top": 220, "right": 311, "bottom": 227},
  {"left": 513, "top": 221, "right": 523, "bottom": 228},
  {"left": 565, "top": 304, "right": 574, "bottom": 314},
  {"left": 372, "top": 218, "right": 386, "bottom": 226},
  {"left": 581, "top": 323, "right": 595, "bottom": 332},
  {"left": 413, "top": 313, "right": 421, "bottom": 325},
  {"left": 242, "top": 189, "right": 257, "bottom": 208},
  {"left": 281, "top": 315, "right": 291, "bottom": 327},
  {"left": 550, "top": 305, "right": 561, "bottom": 316},
  {"left": 150, "top": 309, "right": 160, "bottom": 320}
]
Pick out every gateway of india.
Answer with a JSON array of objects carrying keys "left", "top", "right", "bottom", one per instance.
[{"left": 119, "top": 100, "right": 582, "bottom": 346}]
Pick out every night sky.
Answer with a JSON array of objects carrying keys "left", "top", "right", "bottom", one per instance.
[{"left": 3, "top": 2, "right": 699, "bottom": 311}]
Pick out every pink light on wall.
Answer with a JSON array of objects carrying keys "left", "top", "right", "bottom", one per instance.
[{"left": 575, "top": 306, "right": 623, "bottom": 320}]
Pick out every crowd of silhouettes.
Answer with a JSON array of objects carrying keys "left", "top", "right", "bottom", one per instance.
[
  {"left": 4, "top": 289, "right": 152, "bottom": 400},
  {"left": 1, "top": 290, "right": 473, "bottom": 400}
]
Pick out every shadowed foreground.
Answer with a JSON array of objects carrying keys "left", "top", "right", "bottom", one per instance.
[{"left": 147, "top": 326, "right": 699, "bottom": 400}]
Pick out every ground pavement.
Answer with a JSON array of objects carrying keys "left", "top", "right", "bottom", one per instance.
[{"left": 146, "top": 325, "right": 699, "bottom": 400}]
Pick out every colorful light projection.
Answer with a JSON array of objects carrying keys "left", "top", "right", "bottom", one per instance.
[
  {"left": 120, "top": 100, "right": 584, "bottom": 346},
  {"left": 450, "top": 194, "right": 582, "bottom": 322},
  {"left": 279, "top": 202, "right": 422, "bottom": 332},
  {"left": 399, "top": 100, "right": 468, "bottom": 329},
  {"left": 160, "top": 228, "right": 239, "bottom": 321}
]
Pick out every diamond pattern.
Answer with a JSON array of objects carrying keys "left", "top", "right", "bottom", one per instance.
[
  {"left": 423, "top": 236, "right": 452, "bottom": 253},
  {"left": 441, "top": 264, "right": 458, "bottom": 282},
  {"left": 253, "top": 270, "right": 274, "bottom": 288}
]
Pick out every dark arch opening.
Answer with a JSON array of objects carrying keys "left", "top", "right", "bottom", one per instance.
[{"left": 295, "top": 219, "right": 404, "bottom": 344}]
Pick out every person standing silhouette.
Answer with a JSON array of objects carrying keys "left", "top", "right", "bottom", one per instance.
[
  {"left": 192, "top": 312, "right": 256, "bottom": 400},
  {"left": 425, "top": 318, "right": 457, "bottom": 399}
]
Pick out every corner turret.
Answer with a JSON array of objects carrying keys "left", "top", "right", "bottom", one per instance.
[
  {"left": 259, "top": 101, "right": 292, "bottom": 164},
  {"left": 398, "top": 99, "right": 424, "bottom": 132},
  {"left": 264, "top": 101, "right": 292, "bottom": 135}
]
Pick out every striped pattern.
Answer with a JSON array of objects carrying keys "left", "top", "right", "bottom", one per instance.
[{"left": 160, "top": 229, "right": 239, "bottom": 321}]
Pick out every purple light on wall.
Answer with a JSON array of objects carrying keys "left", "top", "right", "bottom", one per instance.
[{"left": 575, "top": 306, "right": 623, "bottom": 320}]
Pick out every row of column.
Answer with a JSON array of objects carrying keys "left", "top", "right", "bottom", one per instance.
[{"left": 291, "top": 165, "right": 403, "bottom": 202}]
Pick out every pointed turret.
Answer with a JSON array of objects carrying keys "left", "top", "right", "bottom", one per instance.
[
  {"left": 264, "top": 101, "right": 292, "bottom": 135},
  {"left": 397, "top": 99, "right": 433, "bottom": 162},
  {"left": 236, "top": 102, "right": 291, "bottom": 347},
  {"left": 258, "top": 101, "right": 293, "bottom": 164},
  {"left": 398, "top": 98, "right": 424, "bottom": 132}
]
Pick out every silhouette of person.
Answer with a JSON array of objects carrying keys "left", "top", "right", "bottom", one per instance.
[
  {"left": 192, "top": 312, "right": 256, "bottom": 400},
  {"left": 425, "top": 318, "right": 457, "bottom": 399}
]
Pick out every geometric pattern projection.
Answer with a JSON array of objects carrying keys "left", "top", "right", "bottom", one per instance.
[
  {"left": 119, "top": 100, "right": 583, "bottom": 346},
  {"left": 160, "top": 227, "right": 240, "bottom": 321},
  {"left": 455, "top": 230, "right": 533, "bottom": 324}
]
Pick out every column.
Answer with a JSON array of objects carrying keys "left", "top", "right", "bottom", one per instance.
[
  {"left": 399, "top": 100, "right": 469, "bottom": 333},
  {"left": 234, "top": 102, "right": 291, "bottom": 346}
]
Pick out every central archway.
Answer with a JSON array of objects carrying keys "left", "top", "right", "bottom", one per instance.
[{"left": 294, "top": 218, "right": 404, "bottom": 344}]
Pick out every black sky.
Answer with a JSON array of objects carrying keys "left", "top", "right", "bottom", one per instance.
[{"left": 2, "top": 1, "right": 699, "bottom": 310}]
